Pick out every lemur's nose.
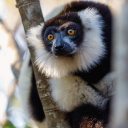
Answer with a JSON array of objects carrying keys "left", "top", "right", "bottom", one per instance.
[{"left": 54, "top": 44, "right": 64, "bottom": 51}]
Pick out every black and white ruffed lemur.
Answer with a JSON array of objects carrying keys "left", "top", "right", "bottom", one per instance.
[{"left": 19, "top": 1, "right": 115, "bottom": 128}]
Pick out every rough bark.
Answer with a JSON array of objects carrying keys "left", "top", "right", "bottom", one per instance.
[{"left": 15, "top": 0, "right": 70, "bottom": 127}]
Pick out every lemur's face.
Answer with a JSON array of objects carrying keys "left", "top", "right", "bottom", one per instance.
[
  {"left": 42, "top": 20, "right": 83, "bottom": 57},
  {"left": 27, "top": 8, "right": 105, "bottom": 78}
]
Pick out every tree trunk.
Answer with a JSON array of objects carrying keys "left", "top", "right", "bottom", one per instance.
[{"left": 15, "top": 0, "right": 70, "bottom": 127}]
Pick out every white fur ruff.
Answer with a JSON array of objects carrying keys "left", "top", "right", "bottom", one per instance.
[{"left": 27, "top": 8, "right": 105, "bottom": 78}]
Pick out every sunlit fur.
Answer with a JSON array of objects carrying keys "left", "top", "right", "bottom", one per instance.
[
  {"left": 27, "top": 8, "right": 105, "bottom": 78},
  {"left": 50, "top": 75, "right": 108, "bottom": 112}
]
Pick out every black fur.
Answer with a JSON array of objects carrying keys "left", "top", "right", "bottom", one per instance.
[
  {"left": 42, "top": 12, "right": 82, "bottom": 33},
  {"left": 29, "top": 66, "right": 45, "bottom": 121},
  {"left": 68, "top": 102, "right": 110, "bottom": 128}
]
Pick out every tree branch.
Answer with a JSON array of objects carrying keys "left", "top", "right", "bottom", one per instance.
[{"left": 15, "top": 0, "right": 70, "bottom": 127}]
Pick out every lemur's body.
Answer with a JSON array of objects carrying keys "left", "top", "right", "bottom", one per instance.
[{"left": 19, "top": 1, "right": 114, "bottom": 128}]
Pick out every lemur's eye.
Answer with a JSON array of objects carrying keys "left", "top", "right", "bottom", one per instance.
[
  {"left": 67, "top": 29, "right": 75, "bottom": 35},
  {"left": 47, "top": 34, "right": 54, "bottom": 40}
]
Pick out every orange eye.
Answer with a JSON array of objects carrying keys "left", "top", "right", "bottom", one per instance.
[
  {"left": 47, "top": 34, "right": 54, "bottom": 40},
  {"left": 67, "top": 29, "right": 75, "bottom": 35}
]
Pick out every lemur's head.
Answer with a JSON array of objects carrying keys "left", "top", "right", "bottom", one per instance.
[
  {"left": 27, "top": 2, "right": 111, "bottom": 78},
  {"left": 42, "top": 15, "right": 83, "bottom": 57}
]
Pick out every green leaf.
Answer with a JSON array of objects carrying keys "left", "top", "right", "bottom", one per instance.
[
  {"left": 3, "top": 121, "right": 15, "bottom": 128},
  {"left": 25, "top": 125, "right": 31, "bottom": 128}
]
